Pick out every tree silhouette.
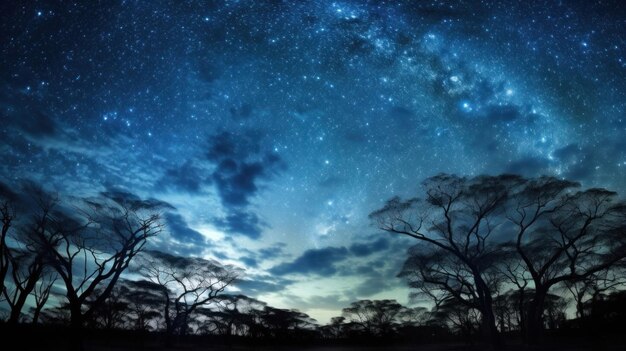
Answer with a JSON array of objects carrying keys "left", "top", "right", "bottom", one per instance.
[
  {"left": 341, "top": 299, "right": 404, "bottom": 337},
  {"left": 0, "top": 200, "right": 14, "bottom": 304},
  {"left": 505, "top": 178, "right": 626, "bottom": 342},
  {"left": 3, "top": 247, "right": 46, "bottom": 324},
  {"left": 29, "top": 194, "right": 163, "bottom": 329},
  {"left": 372, "top": 173, "right": 626, "bottom": 346},
  {"left": 136, "top": 250, "right": 240, "bottom": 339},
  {"left": 370, "top": 174, "right": 518, "bottom": 347}
]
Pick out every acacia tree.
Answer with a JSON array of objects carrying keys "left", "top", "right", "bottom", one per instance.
[
  {"left": 30, "top": 194, "right": 163, "bottom": 328},
  {"left": 137, "top": 250, "right": 240, "bottom": 338},
  {"left": 370, "top": 174, "right": 520, "bottom": 347},
  {"left": 341, "top": 299, "right": 405, "bottom": 337},
  {"left": 505, "top": 177, "right": 626, "bottom": 342}
]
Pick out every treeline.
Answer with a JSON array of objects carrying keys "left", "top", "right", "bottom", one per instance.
[
  {"left": 370, "top": 174, "right": 626, "bottom": 347},
  {"left": 1, "top": 174, "right": 626, "bottom": 349}
]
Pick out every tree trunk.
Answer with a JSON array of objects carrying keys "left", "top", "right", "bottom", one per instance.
[
  {"left": 474, "top": 273, "right": 501, "bottom": 349},
  {"left": 32, "top": 307, "right": 42, "bottom": 324},
  {"left": 481, "top": 303, "right": 502, "bottom": 349},
  {"left": 517, "top": 292, "right": 526, "bottom": 340},
  {"left": 526, "top": 288, "right": 547, "bottom": 344}
]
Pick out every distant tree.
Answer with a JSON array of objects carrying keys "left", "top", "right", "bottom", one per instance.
[
  {"left": 29, "top": 193, "right": 163, "bottom": 329},
  {"left": 320, "top": 316, "right": 346, "bottom": 339},
  {"left": 564, "top": 269, "right": 624, "bottom": 320},
  {"left": 341, "top": 299, "right": 404, "bottom": 337},
  {"left": 370, "top": 174, "right": 519, "bottom": 347},
  {"left": 206, "top": 294, "right": 267, "bottom": 337},
  {"left": 430, "top": 298, "right": 482, "bottom": 343},
  {"left": 257, "top": 306, "right": 317, "bottom": 339},
  {"left": 136, "top": 250, "right": 240, "bottom": 338},
  {"left": 121, "top": 279, "right": 165, "bottom": 331},
  {"left": 87, "top": 284, "right": 130, "bottom": 329}
]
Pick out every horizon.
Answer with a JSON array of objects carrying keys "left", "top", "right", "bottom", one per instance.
[{"left": 1, "top": 0, "right": 625, "bottom": 327}]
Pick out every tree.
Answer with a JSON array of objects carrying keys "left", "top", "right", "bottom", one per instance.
[
  {"left": 430, "top": 298, "right": 482, "bottom": 343},
  {"left": 30, "top": 193, "right": 163, "bottom": 328},
  {"left": 370, "top": 174, "right": 519, "bottom": 347},
  {"left": 341, "top": 299, "right": 404, "bottom": 337},
  {"left": 205, "top": 294, "right": 267, "bottom": 337},
  {"left": 505, "top": 178, "right": 626, "bottom": 342},
  {"left": 31, "top": 269, "right": 57, "bottom": 324},
  {"left": 372, "top": 173, "right": 626, "bottom": 345},
  {"left": 257, "top": 306, "right": 317, "bottom": 339},
  {"left": 121, "top": 279, "right": 165, "bottom": 331},
  {"left": 136, "top": 250, "right": 240, "bottom": 338},
  {"left": 3, "top": 248, "right": 46, "bottom": 324},
  {"left": 2, "top": 190, "right": 61, "bottom": 324},
  {"left": 0, "top": 198, "right": 15, "bottom": 305}
]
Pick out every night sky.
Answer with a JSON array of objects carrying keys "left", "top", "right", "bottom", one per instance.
[{"left": 1, "top": 0, "right": 625, "bottom": 322}]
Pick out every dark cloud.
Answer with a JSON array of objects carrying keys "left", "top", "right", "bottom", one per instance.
[
  {"left": 270, "top": 246, "right": 349, "bottom": 277},
  {"left": 240, "top": 256, "right": 258, "bottom": 268},
  {"left": 505, "top": 156, "right": 551, "bottom": 176},
  {"left": 213, "top": 209, "right": 265, "bottom": 240},
  {"left": 258, "top": 242, "right": 288, "bottom": 260},
  {"left": 230, "top": 103, "right": 254, "bottom": 120},
  {"left": 18, "top": 111, "right": 59, "bottom": 137},
  {"left": 553, "top": 143, "right": 582, "bottom": 161},
  {"left": 349, "top": 237, "right": 390, "bottom": 257},
  {"left": 100, "top": 188, "right": 174, "bottom": 211},
  {"left": 484, "top": 105, "right": 521, "bottom": 123},
  {"left": 156, "top": 161, "right": 207, "bottom": 193},
  {"left": 354, "top": 274, "right": 390, "bottom": 297},
  {"left": 164, "top": 212, "right": 206, "bottom": 244},
  {"left": 0, "top": 180, "right": 19, "bottom": 202},
  {"left": 237, "top": 276, "right": 294, "bottom": 295},
  {"left": 206, "top": 131, "right": 285, "bottom": 239}
]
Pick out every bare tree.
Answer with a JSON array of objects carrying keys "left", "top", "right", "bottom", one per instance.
[
  {"left": 31, "top": 269, "right": 57, "bottom": 324},
  {"left": 1, "top": 188, "right": 57, "bottom": 324},
  {"left": 506, "top": 178, "right": 626, "bottom": 342},
  {"left": 370, "top": 174, "right": 519, "bottom": 347},
  {"left": 30, "top": 194, "right": 163, "bottom": 328},
  {"left": 3, "top": 248, "right": 46, "bottom": 323},
  {"left": 136, "top": 250, "right": 240, "bottom": 338}
]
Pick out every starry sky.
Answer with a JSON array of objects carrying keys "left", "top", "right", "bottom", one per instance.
[{"left": 1, "top": 0, "right": 625, "bottom": 323}]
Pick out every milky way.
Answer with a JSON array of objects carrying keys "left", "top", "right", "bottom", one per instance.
[{"left": 1, "top": 1, "right": 625, "bottom": 322}]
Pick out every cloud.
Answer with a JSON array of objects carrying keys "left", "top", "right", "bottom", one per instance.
[
  {"left": 156, "top": 161, "right": 207, "bottom": 193},
  {"left": 100, "top": 188, "right": 174, "bottom": 211},
  {"left": 206, "top": 131, "right": 285, "bottom": 239},
  {"left": 484, "top": 105, "right": 521, "bottom": 123},
  {"left": 164, "top": 212, "right": 206, "bottom": 244},
  {"left": 18, "top": 111, "right": 59, "bottom": 137},
  {"left": 354, "top": 274, "right": 390, "bottom": 297},
  {"left": 349, "top": 237, "right": 390, "bottom": 257},
  {"left": 269, "top": 246, "right": 349, "bottom": 277},
  {"left": 505, "top": 156, "right": 551, "bottom": 176},
  {"left": 230, "top": 103, "right": 254, "bottom": 120},
  {"left": 237, "top": 276, "right": 294, "bottom": 295},
  {"left": 258, "top": 242, "right": 288, "bottom": 260},
  {"left": 213, "top": 209, "right": 266, "bottom": 240}
]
